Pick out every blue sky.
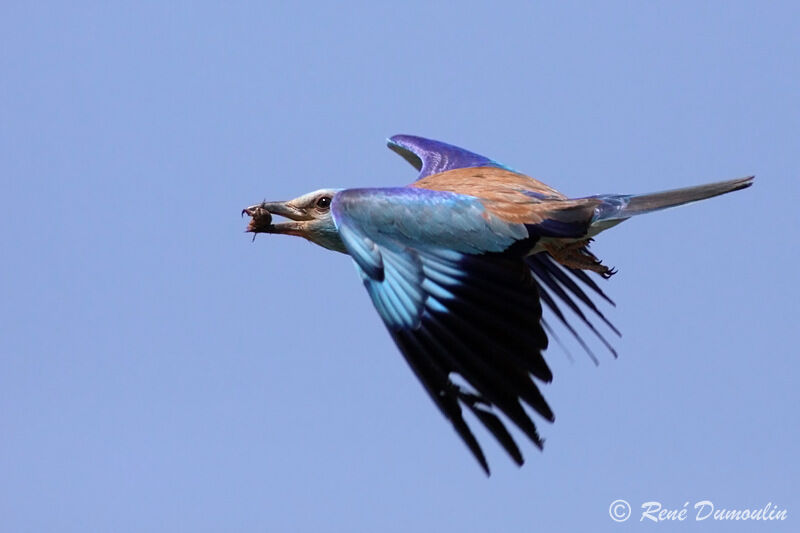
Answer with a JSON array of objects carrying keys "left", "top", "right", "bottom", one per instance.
[{"left": 2, "top": 2, "right": 798, "bottom": 531}]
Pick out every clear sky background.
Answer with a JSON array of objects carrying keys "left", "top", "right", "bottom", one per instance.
[{"left": 2, "top": 2, "right": 798, "bottom": 532}]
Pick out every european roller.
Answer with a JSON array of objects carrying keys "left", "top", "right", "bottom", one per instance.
[{"left": 242, "top": 135, "right": 753, "bottom": 474}]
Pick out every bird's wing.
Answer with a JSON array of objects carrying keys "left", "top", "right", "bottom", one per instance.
[
  {"left": 331, "top": 187, "right": 561, "bottom": 474},
  {"left": 387, "top": 134, "right": 512, "bottom": 180},
  {"left": 388, "top": 135, "right": 568, "bottom": 203}
]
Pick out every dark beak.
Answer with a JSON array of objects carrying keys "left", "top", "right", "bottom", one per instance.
[{"left": 242, "top": 201, "right": 308, "bottom": 236}]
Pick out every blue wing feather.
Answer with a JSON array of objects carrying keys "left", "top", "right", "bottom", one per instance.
[
  {"left": 332, "top": 188, "right": 526, "bottom": 263},
  {"left": 338, "top": 223, "right": 384, "bottom": 280},
  {"left": 388, "top": 134, "right": 513, "bottom": 180}
]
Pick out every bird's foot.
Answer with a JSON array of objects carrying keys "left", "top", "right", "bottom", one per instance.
[{"left": 544, "top": 240, "right": 617, "bottom": 277}]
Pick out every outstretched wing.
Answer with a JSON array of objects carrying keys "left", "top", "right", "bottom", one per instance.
[
  {"left": 331, "top": 187, "right": 618, "bottom": 473},
  {"left": 388, "top": 135, "right": 568, "bottom": 205},
  {"left": 387, "top": 134, "right": 513, "bottom": 180},
  {"left": 331, "top": 188, "right": 558, "bottom": 474}
]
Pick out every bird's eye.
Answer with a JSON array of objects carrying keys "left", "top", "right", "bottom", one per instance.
[{"left": 316, "top": 196, "right": 331, "bottom": 209}]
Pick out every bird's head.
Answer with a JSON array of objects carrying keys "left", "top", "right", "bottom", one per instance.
[{"left": 242, "top": 188, "right": 346, "bottom": 252}]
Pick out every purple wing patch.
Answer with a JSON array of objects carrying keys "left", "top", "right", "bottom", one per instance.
[{"left": 387, "top": 134, "right": 512, "bottom": 180}]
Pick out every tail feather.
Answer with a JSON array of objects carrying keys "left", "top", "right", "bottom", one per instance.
[{"left": 592, "top": 176, "right": 754, "bottom": 224}]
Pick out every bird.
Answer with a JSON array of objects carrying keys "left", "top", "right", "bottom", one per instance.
[{"left": 242, "top": 134, "right": 753, "bottom": 475}]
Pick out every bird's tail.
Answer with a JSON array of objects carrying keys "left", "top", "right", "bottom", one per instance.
[{"left": 590, "top": 176, "right": 754, "bottom": 227}]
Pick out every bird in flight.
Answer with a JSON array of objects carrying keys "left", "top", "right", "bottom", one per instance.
[{"left": 242, "top": 135, "right": 753, "bottom": 474}]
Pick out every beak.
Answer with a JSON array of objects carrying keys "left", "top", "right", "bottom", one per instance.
[{"left": 242, "top": 200, "right": 309, "bottom": 236}]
